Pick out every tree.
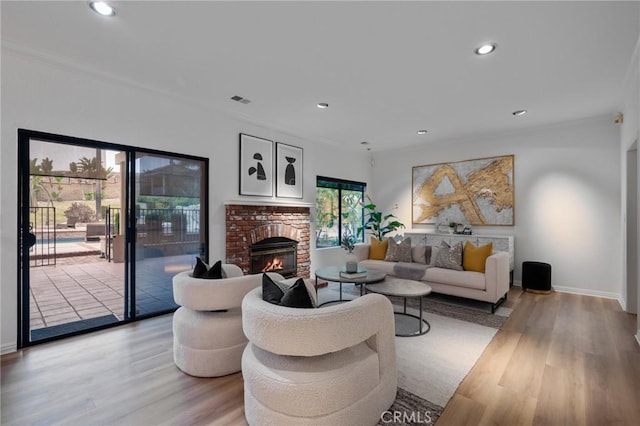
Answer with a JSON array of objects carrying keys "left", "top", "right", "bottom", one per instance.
[
  {"left": 71, "top": 153, "right": 111, "bottom": 220},
  {"left": 315, "top": 187, "right": 338, "bottom": 245}
]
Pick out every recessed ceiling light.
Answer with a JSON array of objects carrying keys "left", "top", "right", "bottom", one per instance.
[
  {"left": 512, "top": 109, "right": 527, "bottom": 116},
  {"left": 416, "top": 130, "right": 428, "bottom": 135},
  {"left": 475, "top": 43, "right": 496, "bottom": 55},
  {"left": 317, "top": 103, "right": 329, "bottom": 109},
  {"left": 89, "top": 1, "right": 116, "bottom": 17}
]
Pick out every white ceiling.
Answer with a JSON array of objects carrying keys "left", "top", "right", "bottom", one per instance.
[{"left": 2, "top": 1, "right": 639, "bottom": 152}]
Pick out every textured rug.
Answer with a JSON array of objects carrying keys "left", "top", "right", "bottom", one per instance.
[{"left": 318, "top": 282, "right": 509, "bottom": 425}]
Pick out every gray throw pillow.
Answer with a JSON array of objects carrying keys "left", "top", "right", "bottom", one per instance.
[
  {"left": 423, "top": 245, "right": 440, "bottom": 266},
  {"left": 385, "top": 237, "right": 412, "bottom": 262},
  {"left": 411, "top": 245, "right": 427, "bottom": 264},
  {"left": 434, "top": 241, "right": 463, "bottom": 271}
]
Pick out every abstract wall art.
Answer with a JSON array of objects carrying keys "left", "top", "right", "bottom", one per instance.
[
  {"left": 275, "top": 142, "right": 303, "bottom": 198},
  {"left": 412, "top": 155, "right": 514, "bottom": 226},
  {"left": 239, "top": 133, "right": 273, "bottom": 197}
]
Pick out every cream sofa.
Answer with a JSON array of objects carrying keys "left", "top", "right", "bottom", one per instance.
[
  {"left": 354, "top": 243, "right": 510, "bottom": 313},
  {"left": 241, "top": 284, "right": 397, "bottom": 425}
]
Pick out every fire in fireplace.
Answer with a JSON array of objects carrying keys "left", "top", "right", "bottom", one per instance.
[{"left": 250, "top": 237, "right": 298, "bottom": 278}]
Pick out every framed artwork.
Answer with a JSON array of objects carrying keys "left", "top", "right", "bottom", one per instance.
[
  {"left": 412, "top": 154, "right": 514, "bottom": 226},
  {"left": 275, "top": 142, "right": 303, "bottom": 198},
  {"left": 239, "top": 133, "right": 273, "bottom": 197}
]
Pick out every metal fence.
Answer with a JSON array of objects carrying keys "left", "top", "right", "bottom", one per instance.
[
  {"left": 30, "top": 206, "right": 56, "bottom": 267},
  {"left": 137, "top": 208, "right": 200, "bottom": 242}
]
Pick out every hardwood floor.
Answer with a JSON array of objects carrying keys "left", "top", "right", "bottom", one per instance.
[
  {"left": 2, "top": 287, "right": 639, "bottom": 425},
  {"left": 438, "top": 288, "right": 640, "bottom": 426}
]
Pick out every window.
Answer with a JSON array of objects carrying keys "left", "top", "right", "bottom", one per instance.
[{"left": 316, "top": 176, "right": 366, "bottom": 248}]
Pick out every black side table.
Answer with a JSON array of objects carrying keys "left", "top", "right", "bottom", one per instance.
[{"left": 522, "top": 261, "right": 552, "bottom": 294}]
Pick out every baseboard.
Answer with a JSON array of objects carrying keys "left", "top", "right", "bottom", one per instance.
[
  {"left": 1, "top": 342, "right": 17, "bottom": 355},
  {"left": 635, "top": 332, "right": 640, "bottom": 348},
  {"left": 552, "top": 285, "right": 621, "bottom": 301},
  {"left": 512, "top": 280, "right": 522, "bottom": 287}
]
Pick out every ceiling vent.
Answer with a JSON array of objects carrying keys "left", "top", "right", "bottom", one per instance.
[{"left": 231, "top": 95, "right": 251, "bottom": 104}]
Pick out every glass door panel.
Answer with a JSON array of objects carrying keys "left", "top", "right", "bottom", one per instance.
[
  {"left": 133, "top": 153, "right": 206, "bottom": 317},
  {"left": 23, "top": 137, "right": 125, "bottom": 342}
]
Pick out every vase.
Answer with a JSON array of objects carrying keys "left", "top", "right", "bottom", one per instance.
[{"left": 345, "top": 252, "right": 358, "bottom": 273}]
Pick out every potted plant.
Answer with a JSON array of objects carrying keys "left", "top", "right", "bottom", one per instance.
[
  {"left": 358, "top": 195, "right": 405, "bottom": 241},
  {"left": 449, "top": 221, "right": 457, "bottom": 234},
  {"left": 341, "top": 231, "right": 359, "bottom": 273}
]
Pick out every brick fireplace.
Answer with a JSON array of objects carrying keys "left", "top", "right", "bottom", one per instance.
[{"left": 225, "top": 204, "right": 311, "bottom": 278}]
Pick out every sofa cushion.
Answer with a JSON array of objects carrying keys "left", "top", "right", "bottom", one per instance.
[
  {"left": 243, "top": 341, "right": 379, "bottom": 417},
  {"left": 192, "top": 257, "right": 223, "bottom": 279},
  {"left": 425, "top": 267, "right": 486, "bottom": 290},
  {"left": 434, "top": 241, "right": 463, "bottom": 271},
  {"left": 369, "top": 237, "right": 388, "bottom": 260},
  {"left": 463, "top": 241, "right": 493, "bottom": 273},
  {"left": 384, "top": 237, "right": 412, "bottom": 262}
]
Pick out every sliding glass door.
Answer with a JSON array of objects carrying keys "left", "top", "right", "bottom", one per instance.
[
  {"left": 133, "top": 153, "right": 206, "bottom": 317},
  {"left": 18, "top": 129, "right": 208, "bottom": 346}
]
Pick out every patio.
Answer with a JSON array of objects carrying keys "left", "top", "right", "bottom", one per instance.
[{"left": 29, "top": 241, "right": 193, "bottom": 334}]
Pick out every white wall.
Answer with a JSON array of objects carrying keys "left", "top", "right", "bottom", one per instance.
[
  {"left": 619, "top": 32, "right": 640, "bottom": 341},
  {"left": 0, "top": 49, "right": 371, "bottom": 353},
  {"left": 372, "top": 117, "right": 622, "bottom": 298}
]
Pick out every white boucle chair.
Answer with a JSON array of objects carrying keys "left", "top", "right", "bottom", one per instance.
[
  {"left": 172, "top": 265, "right": 264, "bottom": 377},
  {"left": 241, "top": 286, "right": 397, "bottom": 426}
]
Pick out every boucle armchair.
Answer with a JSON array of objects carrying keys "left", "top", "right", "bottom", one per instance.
[
  {"left": 172, "top": 264, "right": 262, "bottom": 377},
  {"left": 241, "top": 286, "right": 397, "bottom": 426}
]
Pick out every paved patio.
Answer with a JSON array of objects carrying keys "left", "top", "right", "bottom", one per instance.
[{"left": 29, "top": 243, "right": 193, "bottom": 333}]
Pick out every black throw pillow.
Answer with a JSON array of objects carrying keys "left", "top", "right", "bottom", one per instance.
[
  {"left": 193, "top": 257, "right": 209, "bottom": 278},
  {"left": 203, "top": 260, "right": 223, "bottom": 279},
  {"left": 280, "top": 278, "right": 314, "bottom": 309},
  {"left": 262, "top": 273, "right": 285, "bottom": 304},
  {"left": 262, "top": 274, "right": 314, "bottom": 309},
  {"left": 193, "top": 258, "right": 223, "bottom": 279}
]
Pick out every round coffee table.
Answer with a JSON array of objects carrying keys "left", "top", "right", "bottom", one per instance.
[
  {"left": 365, "top": 278, "right": 432, "bottom": 337},
  {"left": 314, "top": 266, "right": 386, "bottom": 306}
]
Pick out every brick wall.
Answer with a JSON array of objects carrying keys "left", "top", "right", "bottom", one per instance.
[{"left": 225, "top": 204, "right": 311, "bottom": 278}]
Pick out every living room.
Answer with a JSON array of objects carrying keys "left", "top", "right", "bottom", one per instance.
[{"left": 1, "top": 1, "right": 640, "bottom": 425}]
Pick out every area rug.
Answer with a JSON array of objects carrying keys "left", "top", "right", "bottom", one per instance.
[{"left": 318, "top": 283, "right": 509, "bottom": 425}]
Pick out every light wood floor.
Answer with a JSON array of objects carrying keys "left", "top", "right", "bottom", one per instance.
[{"left": 2, "top": 287, "right": 639, "bottom": 425}]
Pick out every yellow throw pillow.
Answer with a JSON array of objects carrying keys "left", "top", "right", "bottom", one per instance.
[
  {"left": 369, "top": 237, "right": 389, "bottom": 260},
  {"left": 463, "top": 241, "right": 493, "bottom": 273}
]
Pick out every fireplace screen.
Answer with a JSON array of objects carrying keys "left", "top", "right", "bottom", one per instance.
[{"left": 250, "top": 237, "right": 298, "bottom": 278}]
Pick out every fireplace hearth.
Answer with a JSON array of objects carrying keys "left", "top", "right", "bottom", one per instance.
[{"left": 250, "top": 237, "right": 298, "bottom": 278}]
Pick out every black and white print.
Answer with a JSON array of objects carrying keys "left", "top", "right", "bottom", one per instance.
[
  {"left": 239, "top": 133, "right": 273, "bottom": 197},
  {"left": 276, "top": 142, "right": 303, "bottom": 198}
]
